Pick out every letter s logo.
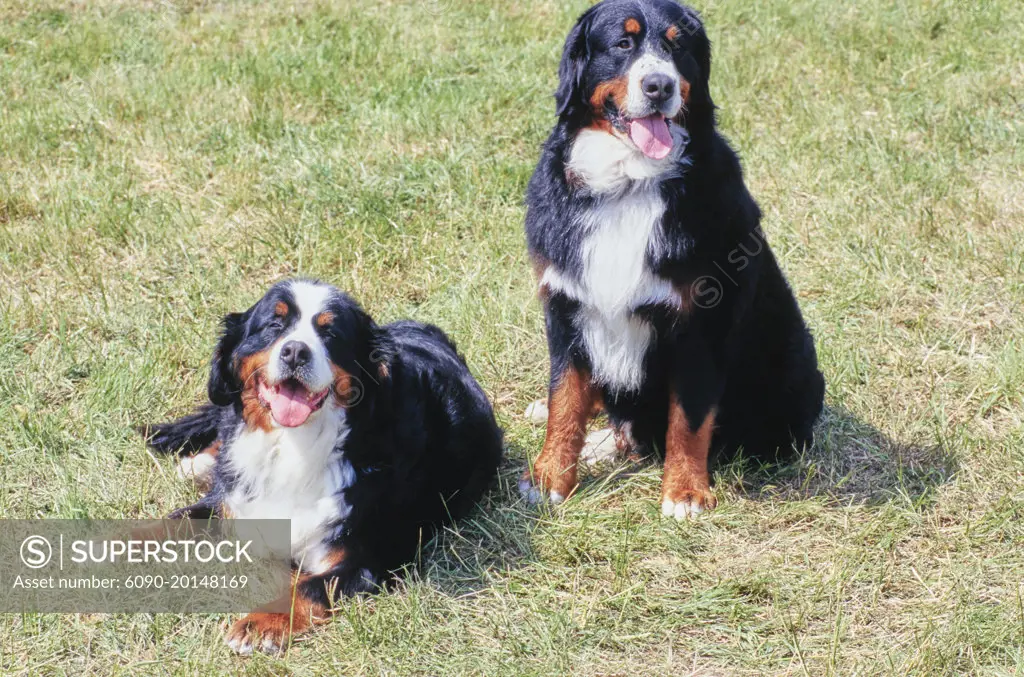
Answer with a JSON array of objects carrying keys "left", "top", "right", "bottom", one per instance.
[{"left": 20, "top": 536, "right": 52, "bottom": 569}]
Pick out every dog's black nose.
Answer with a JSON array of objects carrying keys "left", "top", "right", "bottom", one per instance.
[
  {"left": 641, "top": 73, "right": 675, "bottom": 103},
  {"left": 280, "top": 341, "right": 311, "bottom": 369}
]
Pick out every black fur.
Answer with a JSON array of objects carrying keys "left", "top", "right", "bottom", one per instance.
[
  {"left": 526, "top": 0, "right": 825, "bottom": 463},
  {"left": 146, "top": 280, "right": 504, "bottom": 605},
  {"left": 140, "top": 403, "right": 222, "bottom": 455}
]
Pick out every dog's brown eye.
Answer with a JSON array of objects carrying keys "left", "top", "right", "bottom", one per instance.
[{"left": 617, "top": 38, "right": 633, "bottom": 50}]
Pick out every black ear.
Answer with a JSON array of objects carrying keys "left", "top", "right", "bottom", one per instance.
[
  {"left": 681, "top": 9, "right": 715, "bottom": 115},
  {"left": 207, "top": 311, "right": 248, "bottom": 407},
  {"left": 679, "top": 8, "right": 710, "bottom": 78},
  {"left": 554, "top": 11, "right": 592, "bottom": 119},
  {"left": 693, "top": 32, "right": 713, "bottom": 109}
]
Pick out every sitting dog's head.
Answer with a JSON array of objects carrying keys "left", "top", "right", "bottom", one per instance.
[
  {"left": 207, "top": 280, "right": 375, "bottom": 430},
  {"left": 555, "top": 0, "right": 713, "bottom": 157}
]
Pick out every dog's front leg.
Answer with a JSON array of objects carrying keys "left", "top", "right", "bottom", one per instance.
[
  {"left": 166, "top": 493, "right": 222, "bottom": 520},
  {"left": 661, "top": 393, "right": 717, "bottom": 519},
  {"left": 520, "top": 363, "right": 596, "bottom": 505},
  {"left": 225, "top": 546, "right": 375, "bottom": 655},
  {"left": 661, "top": 338, "right": 722, "bottom": 519}
]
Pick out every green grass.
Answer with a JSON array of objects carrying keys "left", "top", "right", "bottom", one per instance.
[{"left": 1, "top": 0, "right": 1022, "bottom": 673}]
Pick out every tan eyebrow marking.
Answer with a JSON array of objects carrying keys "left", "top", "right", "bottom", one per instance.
[
  {"left": 274, "top": 302, "right": 288, "bottom": 317},
  {"left": 666, "top": 24, "right": 680, "bottom": 42},
  {"left": 315, "top": 311, "right": 334, "bottom": 328},
  {"left": 624, "top": 18, "right": 641, "bottom": 34}
]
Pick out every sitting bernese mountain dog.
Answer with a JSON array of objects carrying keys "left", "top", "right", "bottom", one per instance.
[
  {"left": 143, "top": 279, "right": 503, "bottom": 654},
  {"left": 520, "top": 0, "right": 825, "bottom": 519}
]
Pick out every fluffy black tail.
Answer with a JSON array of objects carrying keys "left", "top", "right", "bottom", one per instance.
[{"left": 138, "top": 403, "right": 222, "bottom": 455}]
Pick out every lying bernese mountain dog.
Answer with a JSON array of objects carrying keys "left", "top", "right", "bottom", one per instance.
[
  {"left": 520, "top": 0, "right": 825, "bottom": 518},
  {"left": 143, "top": 279, "right": 503, "bottom": 654}
]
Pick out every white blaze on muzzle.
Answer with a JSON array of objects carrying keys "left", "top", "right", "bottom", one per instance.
[
  {"left": 625, "top": 51, "right": 684, "bottom": 119},
  {"left": 262, "top": 281, "right": 336, "bottom": 427},
  {"left": 623, "top": 50, "right": 684, "bottom": 160}
]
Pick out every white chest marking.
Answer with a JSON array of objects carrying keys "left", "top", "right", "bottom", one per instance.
[
  {"left": 542, "top": 189, "right": 683, "bottom": 393},
  {"left": 223, "top": 407, "right": 353, "bottom": 574},
  {"left": 541, "top": 129, "right": 692, "bottom": 393},
  {"left": 565, "top": 127, "right": 685, "bottom": 195}
]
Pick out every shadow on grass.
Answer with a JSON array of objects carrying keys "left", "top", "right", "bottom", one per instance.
[
  {"left": 406, "top": 442, "right": 540, "bottom": 597},
  {"left": 715, "top": 405, "right": 959, "bottom": 508},
  {"left": 412, "top": 409, "right": 959, "bottom": 595}
]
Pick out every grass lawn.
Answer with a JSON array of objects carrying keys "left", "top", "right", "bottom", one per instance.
[{"left": 1, "top": 0, "right": 1022, "bottom": 673}]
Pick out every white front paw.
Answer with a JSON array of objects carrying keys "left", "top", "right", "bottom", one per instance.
[
  {"left": 523, "top": 400, "right": 548, "bottom": 424},
  {"left": 176, "top": 452, "right": 216, "bottom": 484},
  {"left": 661, "top": 498, "right": 703, "bottom": 520},
  {"left": 518, "top": 478, "right": 564, "bottom": 505},
  {"left": 580, "top": 428, "right": 621, "bottom": 467},
  {"left": 660, "top": 489, "right": 716, "bottom": 520}
]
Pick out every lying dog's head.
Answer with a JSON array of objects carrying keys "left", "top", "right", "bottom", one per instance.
[
  {"left": 207, "top": 280, "right": 375, "bottom": 430},
  {"left": 555, "top": 0, "right": 713, "bottom": 156}
]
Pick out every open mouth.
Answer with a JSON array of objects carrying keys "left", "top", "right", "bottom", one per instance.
[
  {"left": 627, "top": 114, "right": 673, "bottom": 160},
  {"left": 257, "top": 377, "right": 329, "bottom": 428}
]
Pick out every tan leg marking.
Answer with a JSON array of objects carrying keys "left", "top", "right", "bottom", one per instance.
[
  {"left": 224, "top": 549, "right": 345, "bottom": 655},
  {"left": 661, "top": 395, "right": 717, "bottom": 519},
  {"left": 225, "top": 598, "right": 326, "bottom": 656},
  {"left": 520, "top": 366, "right": 595, "bottom": 504}
]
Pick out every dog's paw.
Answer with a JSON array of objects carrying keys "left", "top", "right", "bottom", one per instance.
[
  {"left": 518, "top": 476, "right": 566, "bottom": 505},
  {"left": 519, "top": 450, "right": 578, "bottom": 507},
  {"left": 580, "top": 428, "right": 621, "bottom": 467},
  {"left": 176, "top": 452, "right": 216, "bottom": 486},
  {"left": 661, "top": 488, "right": 717, "bottom": 520},
  {"left": 524, "top": 399, "right": 548, "bottom": 424},
  {"left": 225, "top": 613, "right": 292, "bottom": 656}
]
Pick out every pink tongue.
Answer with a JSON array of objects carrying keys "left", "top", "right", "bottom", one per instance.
[
  {"left": 629, "top": 115, "right": 673, "bottom": 159},
  {"left": 268, "top": 381, "right": 315, "bottom": 427}
]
